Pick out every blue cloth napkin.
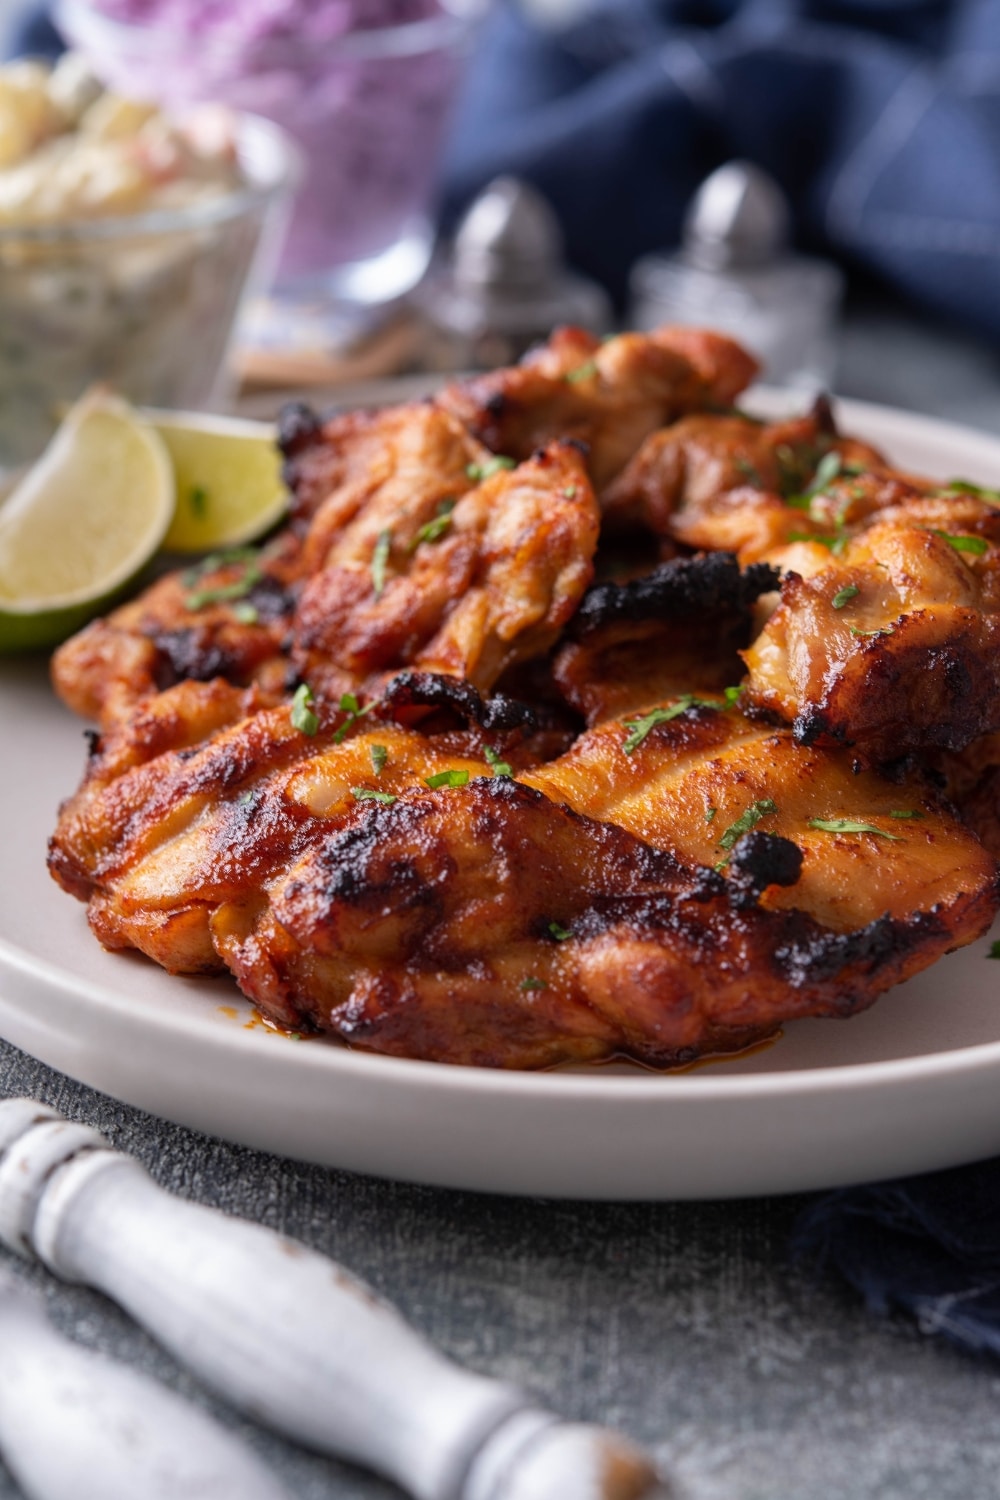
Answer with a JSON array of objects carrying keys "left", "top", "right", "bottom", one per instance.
[
  {"left": 444, "top": 0, "right": 1000, "bottom": 335},
  {"left": 795, "top": 1161, "right": 1000, "bottom": 1357}
]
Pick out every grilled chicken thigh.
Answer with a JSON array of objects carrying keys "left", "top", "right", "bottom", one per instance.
[
  {"left": 437, "top": 326, "right": 759, "bottom": 491},
  {"left": 49, "top": 682, "right": 997, "bottom": 1067},
  {"left": 46, "top": 324, "right": 1000, "bottom": 1069},
  {"left": 743, "top": 495, "right": 1000, "bottom": 760}
]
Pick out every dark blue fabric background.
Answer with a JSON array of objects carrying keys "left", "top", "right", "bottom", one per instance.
[
  {"left": 796, "top": 1162, "right": 1000, "bottom": 1360},
  {"left": 443, "top": 0, "right": 1000, "bottom": 337}
]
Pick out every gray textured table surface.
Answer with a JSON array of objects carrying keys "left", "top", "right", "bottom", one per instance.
[{"left": 4, "top": 301, "right": 1000, "bottom": 1500}]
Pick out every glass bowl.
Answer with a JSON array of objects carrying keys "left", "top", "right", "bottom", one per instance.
[
  {"left": 0, "top": 112, "right": 300, "bottom": 469},
  {"left": 56, "top": 0, "right": 488, "bottom": 306}
]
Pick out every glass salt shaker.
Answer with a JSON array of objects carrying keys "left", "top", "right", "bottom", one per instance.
[
  {"left": 415, "top": 176, "right": 612, "bottom": 370},
  {"left": 628, "top": 161, "right": 843, "bottom": 390}
]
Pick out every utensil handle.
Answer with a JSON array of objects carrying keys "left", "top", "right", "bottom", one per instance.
[
  {"left": 0, "top": 1274, "right": 290, "bottom": 1500},
  {"left": 0, "top": 1103, "right": 671, "bottom": 1500},
  {"left": 44, "top": 1152, "right": 525, "bottom": 1500}
]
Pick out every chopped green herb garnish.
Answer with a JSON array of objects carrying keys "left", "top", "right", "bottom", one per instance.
[
  {"left": 622, "top": 694, "right": 722, "bottom": 753},
  {"left": 291, "top": 682, "right": 319, "bottom": 736},
  {"left": 890, "top": 809, "right": 924, "bottom": 820},
  {"left": 705, "top": 806, "right": 717, "bottom": 823},
  {"left": 548, "top": 922, "right": 572, "bottom": 941},
  {"left": 520, "top": 976, "right": 548, "bottom": 991},
  {"left": 807, "top": 451, "right": 842, "bottom": 496},
  {"left": 735, "top": 456, "right": 763, "bottom": 488},
  {"left": 622, "top": 705, "right": 686, "bottom": 753},
  {"left": 850, "top": 623, "right": 895, "bottom": 639},
  {"left": 988, "top": 940, "right": 1000, "bottom": 959},
  {"left": 410, "top": 498, "right": 457, "bottom": 550},
  {"left": 371, "top": 528, "right": 391, "bottom": 598},
  {"left": 832, "top": 584, "right": 859, "bottom": 610},
  {"left": 723, "top": 684, "right": 745, "bottom": 707},
  {"left": 466, "top": 455, "right": 516, "bottom": 481},
  {"left": 184, "top": 547, "right": 264, "bottom": 610},
  {"left": 231, "top": 601, "right": 259, "bottom": 625},
  {"left": 186, "top": 574, "right": 261, "bottom": 610},
  {"left": 930, "top": 529, "right": 989, "bottom": 556},
  {"left": 369, "top": 744, "right": 388, "bottom": 775},
  {"left": 182, "top": 546, "right": 260, "bottom": 586},
  {"left": 332, "top": 692, "right": 379, "bottom": 744},
  {"left": 718, "top": 798, "right": 778, "bottom": 851},
  {"left": 484, "top": 746, "right": 513, "bottom": 777},
  {"left": 944, "top": 479, "right": 1000, "bottom": 504},
  {"left": 785, "top": 452, "right": 843, "bottom": 510},
  {"left": 565, "top": 360, "right": 598, "bottom": 383},
  {"left": 424, "top": 768, "right": 471, "bottom": 790},
  {"left": 833, "top": 494, "right": 855, "bottom": 527},
  {"left": 351, "top": 787, "right": 397, "bottom": 805},
  {"left": 564, "top": 485, "right": 578, "bottom": 500},
  {"left": 808, "top": 818, "right": 903, "bottom": 840},
  {"left": 189, "top": 484, "right": 209, "bottom": 518}
]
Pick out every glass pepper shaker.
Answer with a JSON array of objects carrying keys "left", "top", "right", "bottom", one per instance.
[
  {"left": 415, "top": 176, "right": 612, "bottom": 370},
  {"left": 628, "top": 161, "right": 843, "bottom": 390}
]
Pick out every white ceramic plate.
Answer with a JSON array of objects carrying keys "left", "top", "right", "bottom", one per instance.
[{"left": 5, "top": 394, "right": 1000, "bottom": 1201}]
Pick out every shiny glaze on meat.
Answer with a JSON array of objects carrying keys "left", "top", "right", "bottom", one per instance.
[
  {"left": 44, "top": 324, "right": 1000, "bottom": 1070},
  {"left": 49, "top": 683, "right": 997, "bottom": 1066},
  {"left": 437, "top": 326, "right": 758, "bottom": 491},
  {"left": 602, "top": 403, "right": 898, "bottom": 561},
  {"left": 212, "top": 774, "right": 990, "bottom": 1069},
  {"left": 523, "top": 700, "right": 995, "bottom": 936},
  {"left": 743, "top": 495, "right": 1000, "bottom": 760}
]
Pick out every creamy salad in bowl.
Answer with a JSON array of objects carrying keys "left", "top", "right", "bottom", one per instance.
[{"left": 0, "top": 54, "right": 297, "bottom": 468}]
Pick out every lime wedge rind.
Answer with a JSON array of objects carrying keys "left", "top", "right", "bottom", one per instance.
[
  {"left": 151, "top": 408, "right": 287, "bottom": 554},
  {"left": 0, "top": 391, "right": 174, "bottom": 652}
]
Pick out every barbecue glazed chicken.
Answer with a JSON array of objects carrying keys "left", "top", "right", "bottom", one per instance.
[
  {"left": 47, "top": 324, "right": 1000, "bottom": 1070},
  {"left": 53, "top": 411, "right": 598, "bottom": 726}
]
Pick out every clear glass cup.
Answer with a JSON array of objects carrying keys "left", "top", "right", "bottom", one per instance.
[
  {"left": 57, "top": 0, "right": 488, "bottom": 307},
  {"left": 0, "top": 114, "right": 298, "bottom": 468}
]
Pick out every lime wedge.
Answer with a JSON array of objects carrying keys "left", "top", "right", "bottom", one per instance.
[
  {"left": 152, "top": 409, "right": 287, "bottom": 553},
  {"left": 0, "top": 390, "right": 173, "bottom": 652}
]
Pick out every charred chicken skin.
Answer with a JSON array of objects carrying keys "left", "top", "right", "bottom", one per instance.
[
  {"left": 49, "top": 685, "right": 996, "bottom": 1068},
  {"left": 45, "top": 323, "right": 1000, "bottom": 1069},
  {"left": 53, "top": 421, "right": 598, "bottom": 728},
  {"left": 54, "top": 323, "right": 754, "bottom": 729}
]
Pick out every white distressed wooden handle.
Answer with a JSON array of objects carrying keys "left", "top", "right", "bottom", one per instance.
[
  {"left": 0, "top": 1102, "right": 672, "bottom": 1500},
  {"left": 0, "top": 1269, "right": 291, "bottom": 1500}
]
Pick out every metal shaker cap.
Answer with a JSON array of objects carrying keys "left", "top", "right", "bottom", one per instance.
[
  {"left": 453, "top": 176, "right": 565, "bottom": 292},
  {"left": 682, "top": 161, "right": 790, "bottom": 271}
]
